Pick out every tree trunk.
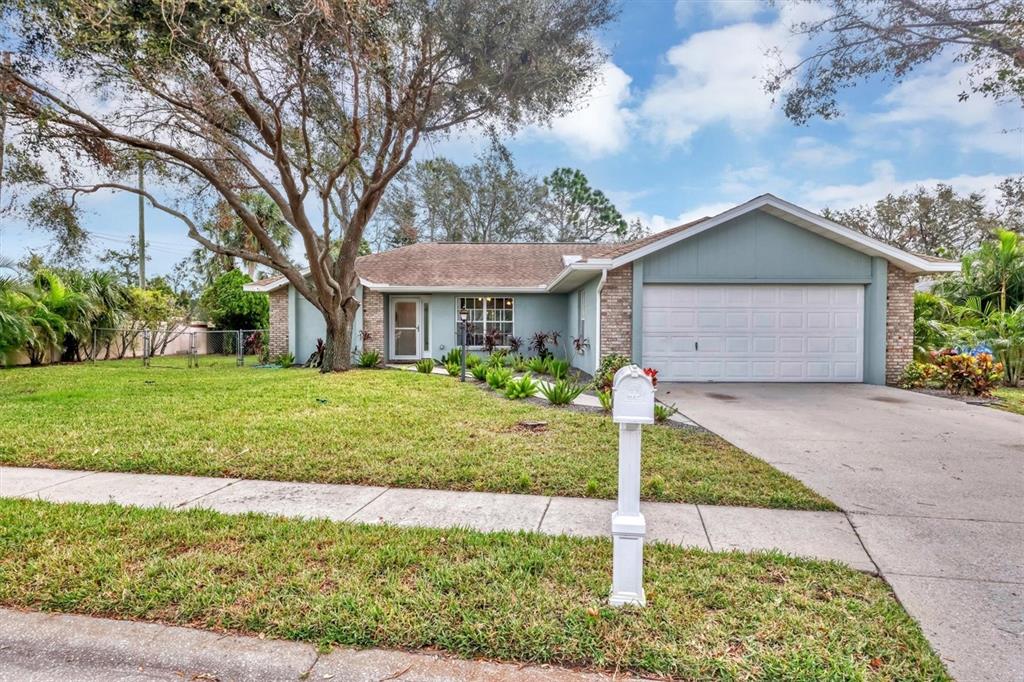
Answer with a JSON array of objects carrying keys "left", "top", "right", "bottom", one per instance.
[{"left": 322, "top": 316, "right": 353, "bottom": 372}]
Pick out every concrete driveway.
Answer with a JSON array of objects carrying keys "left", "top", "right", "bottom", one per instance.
[{"left": 660, "top": 383, "right": 1024, "bottom": 682}]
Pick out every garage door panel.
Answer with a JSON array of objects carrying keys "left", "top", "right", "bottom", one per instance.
[{"left": 642, "top": 284, "right": 863, "bottom": 382}]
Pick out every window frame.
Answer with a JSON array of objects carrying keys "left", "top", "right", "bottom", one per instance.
[{"left": 456, "top": 296, "right": 515, "bottom": 350}]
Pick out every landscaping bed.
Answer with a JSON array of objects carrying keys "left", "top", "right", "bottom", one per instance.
[
  {"left": 0, "top": 360, "right": 832, "bottom": 510},
  {"left": 0, "top": 498, "right": 947, "bottom": 680}
]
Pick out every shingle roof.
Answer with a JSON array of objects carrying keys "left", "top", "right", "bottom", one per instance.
[
  {"left": 357, "top": 242, "right": 609, "bottom": 288},
  {"left": 589, "top": 217, "right": 709, "bottom": 260}
]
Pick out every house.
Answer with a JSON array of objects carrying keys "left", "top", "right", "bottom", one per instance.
[{"left": 244, "top": 194, "right": 960, "bottom": 384}]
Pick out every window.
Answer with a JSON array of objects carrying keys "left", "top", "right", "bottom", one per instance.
[
  {"left": 457, "top": 297, "right": 514, "bottom": 348},
  {"left": 577, "top": 289, "right": 586, "bottom": 341}
]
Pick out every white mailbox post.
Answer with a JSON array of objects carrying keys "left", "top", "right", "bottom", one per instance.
[{"left": 609, "top": 365, "right": 655, "bottom": 607}]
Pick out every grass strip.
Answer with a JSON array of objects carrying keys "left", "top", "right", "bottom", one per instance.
[
  {"left": 0, "top": 498, "right": 946, "bottom": 680},
  {"left": 0, "top": 361, "right": 833, "bottom": 510}
]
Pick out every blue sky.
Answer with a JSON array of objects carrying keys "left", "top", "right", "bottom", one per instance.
[{"left": 2, "top": 0, "right": 1022, "bottom": 276}]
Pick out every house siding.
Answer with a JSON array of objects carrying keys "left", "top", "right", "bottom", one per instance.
[
  {"left": 567, "top": 277, "right": 600, "bottom": 374},
  {"left": 886, "top": 265, "right": 916, "bottom": 385},
  {"left": 268, "top": 288, "right": 289, "bottom": 358},
  {"left": 600, "top": 264, "right": 632, "bottom": 361}
]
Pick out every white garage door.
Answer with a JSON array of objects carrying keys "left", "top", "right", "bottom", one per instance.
[{"left": 642, "top": 284, "right": 864, "bottom": 382}]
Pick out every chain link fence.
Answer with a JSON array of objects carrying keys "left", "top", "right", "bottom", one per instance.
[{"left": 89, "top": 327, "right": 269, "bottom": 368}]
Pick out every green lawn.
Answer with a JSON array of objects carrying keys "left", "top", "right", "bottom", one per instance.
[
  {"left": 994, "top": 387, "right": 1024, "bottom": 416},
  {"left": 0, "top": 498, "right": 947, "bottom": 680},
  {"left": 0, "top": 360, "right": 832, "bottom": 510}
]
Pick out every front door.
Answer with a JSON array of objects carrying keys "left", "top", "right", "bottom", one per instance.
[{"left": 391, "top": 298, "right": 421, "bottom": 361}]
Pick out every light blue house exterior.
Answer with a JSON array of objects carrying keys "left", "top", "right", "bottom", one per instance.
[{"left": 249, "top": 195, "right": 958, "bottom": 384}]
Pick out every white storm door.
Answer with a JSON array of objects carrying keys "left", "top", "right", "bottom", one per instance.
[
  {"left": 391, "top": 298, "right": 421, "bottom": 360},
  {"left": 642, "top": 284, "right": 864, "bottom": 382}
]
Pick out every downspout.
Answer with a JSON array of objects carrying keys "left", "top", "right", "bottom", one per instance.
[{"left": 593, "top": 269, "right": 608, "bottom": 374}]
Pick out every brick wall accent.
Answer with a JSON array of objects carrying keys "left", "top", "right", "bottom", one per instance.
[
  {"left": 600, "top": 264, "right": 633, "bottom": 361},
  {"left": 268, "top": 288, "right": 289, "bottom": 358},
  {"left": 886, "top": 264, "right": 917, "bottom": 385},
  {"left": 361, "top": 288, "right": 385, "bottom": 356}
]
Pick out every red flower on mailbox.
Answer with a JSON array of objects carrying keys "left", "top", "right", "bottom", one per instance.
[{"left": 642, "top": 367, "right": 658, "bottom": 388}]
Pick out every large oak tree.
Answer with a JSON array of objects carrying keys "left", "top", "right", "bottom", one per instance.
[{"left": 0, "top": 0, "right": 615, "bottom": 370}]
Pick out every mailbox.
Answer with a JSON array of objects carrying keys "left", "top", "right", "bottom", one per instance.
[{"left": 612, "top": 365, "right": 655, "bottom": 425}]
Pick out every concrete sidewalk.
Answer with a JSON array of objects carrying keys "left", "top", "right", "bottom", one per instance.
[
  {"left": 0, "top": 607, "right": 635, "bottom": 682},
  {"left": 0, "top": 466, "right": 875, "bottom": 572}
]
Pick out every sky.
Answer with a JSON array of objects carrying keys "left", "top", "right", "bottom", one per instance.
[{"left": 2, "top": 0, "right": 1022, "bottom": 277}]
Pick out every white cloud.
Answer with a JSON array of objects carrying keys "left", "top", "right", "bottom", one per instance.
[
  {"left": 788, "top": 136, "right": 857, "bottom": 168},
  {"left": 800, "top": 161, "right": 1009, "bottom": 210},
  {"left": 866, "top": 61, "right": 1022, "bottom": 159},
  {"left": 675, "top": 1, "right": 767, "bottom": 26},
  {"left": 535, "top": 61, "right": 634, "bottom": 157},
  {"left": 639, "top": 18, "right": 794, "bottom": 145},
  {"left": 625, "top": 202, "right": 736, "bottom": 233}
]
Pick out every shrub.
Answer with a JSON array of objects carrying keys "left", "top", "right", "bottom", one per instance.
[
  {"left": 200, "top": 270, "right": 269, "bottom": 331},
  {"left": 507, "top": 336, "right": 523, "bottom": 354},
  {"left": 528, "top": 331, "right": 551, "bottom": 359},
  {"left": 540, "top": 378, "right": 584, "bottom": 405},
  {"left": 444, "top": 360, "right": 461, "bottom": 376},
  {"left": 527, "top": 356, "right": 550, "bottom": 375},
  {"left": 932, "top": 349, "right": 1003, "bottom": 396},
  {"left": 549, "top": 358, "right": 570, "bottom": 380},
  {"left": 442, "top": 348, "right": 462, "bottom": 366},
  {"left": 487, "top": 350, "right": 508, "bottom": 368},
  {"left": 597, "top": 388, "right": 612, "bottom": 412},
  {"left": 466, "top": 354, "right": 482, "bottom": 368},
  {"left": 510, "top": 354, "right": 529, "bottom": 372},
  {"left": 505, "top": 373, "right": 540, "bottom": 400},
  {"left": 275, "top": 352, "right": 296, "bottom": 367},
  {"left": 470, "top": 363, "right": 489, "bottom": 381},
  {"left": 899, "top": 361, "right": 940, "bottom": 389},
  {"left": 355, "top": 350, "right": 380, "bottom": 368},
  {"left": 486, "top": 366, "right": 512, "bottom": 389},
  {"left": 415, "top": 358, "right": 435, "bottom": 374},
  {"left": 654, "top": 403, "right": 678, "bottom": 423},
  {"left": 591, "top": 353, "right": 632, "bottom": 392}
]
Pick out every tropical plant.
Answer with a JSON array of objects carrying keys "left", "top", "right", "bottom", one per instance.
[
  {"left": 654, "top": 403, "right": 678, "bottom": 423},
  {"left": 596, "top": 389, "right": 613, "bottom": 412},
  {"left": 505, "top": 373, "right": 540, "bottom": 400},
  {"left": 591, "top": 353, "right": 632, "bottom": 392},
  {"left": 304, "top": 337, "right": 325, "bottom": 368},
  {"left": 572, "top": 336, "right": 590, "bottom": 355},
  {"left": 549, "top": 358, "right": 570, "bottom": 380},
  {"left": 470, "top": 364, "right": 489, "bottom": 381},
  {"left": 643, "top": 367, "right": 659, "bottom": 388},
  {"left": 486, "top": 367, "right": 512, "bottom": 390},
  {"left": 415, "top": 358, "right": 435, "bottom": 374},
  {"left": 465, "top": 353, "right": 482, "bottom": 369},
  {"left": 356, "top": 350, "right": 380, "bottom": 368},
  {"left": 507, "top": 336, "right": 523, "bottom": 354},
  {"left": 481, "top": 327, "right": 504, "bottom": 353},
  {"left": 444, "top": 360, "right": 462, "bottom": 376},
  {"left": 539, "top": 378, "right": 584, "bottom": 405},
  {"left": 276, "top": 352, "right": 296, "bottom": 367},
  {"left": 486, "top": 350, "right": 508, "bottom": 368},
  {"left": 528, "top": 331, "right": 551, "bottom": 359},
  {"left": 931, "top": 349, "right": 1003, "bottom": 397},
  {"left": 899, "top": 361, "right": 941, "bottom": 390},
  {"left": 510, "top": 354, "right": 529, "bottom": 372},
  {"left": 961, "top": 230, "right": 1024, "bottom": 314},
  {"left": 527, "top": 356, "right": 550, "bottom": 375},
  {"left": 23, "top": 270, "right": 96, "bottom": 365},
  {"left": 442, "top": 348, "right": 463, "bottom": 366}
]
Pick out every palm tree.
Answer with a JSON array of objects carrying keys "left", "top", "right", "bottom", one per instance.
[
  {"left": 961, "top": 230, "right": 1024, "bottom": 313},
  {"left": 0, "top": 257, "right": 32, "bottom": 363},
  {"left": 206, "top": 192, "right": 294, "bottom": 279},
  {"left": 24, "top": 270, "right": 95, "bottom": 364}
]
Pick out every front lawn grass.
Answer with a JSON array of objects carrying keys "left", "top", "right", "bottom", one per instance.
[
  {"left": 0, "top": 498, "right": 946, "bottom": 680},
  {"left": 994, "top": 387, "right": 1024, "bottom": 416},
  {"left": 0, "top": 360, "right": 832, "bottom": 510}
]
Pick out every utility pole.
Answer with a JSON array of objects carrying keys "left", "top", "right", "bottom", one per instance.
[
  {"left": 137, "top": 156, "right": 145, "bottom": 287},
  {"left": 0, "top": 51, "right": 11, "bottom": 258}
]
